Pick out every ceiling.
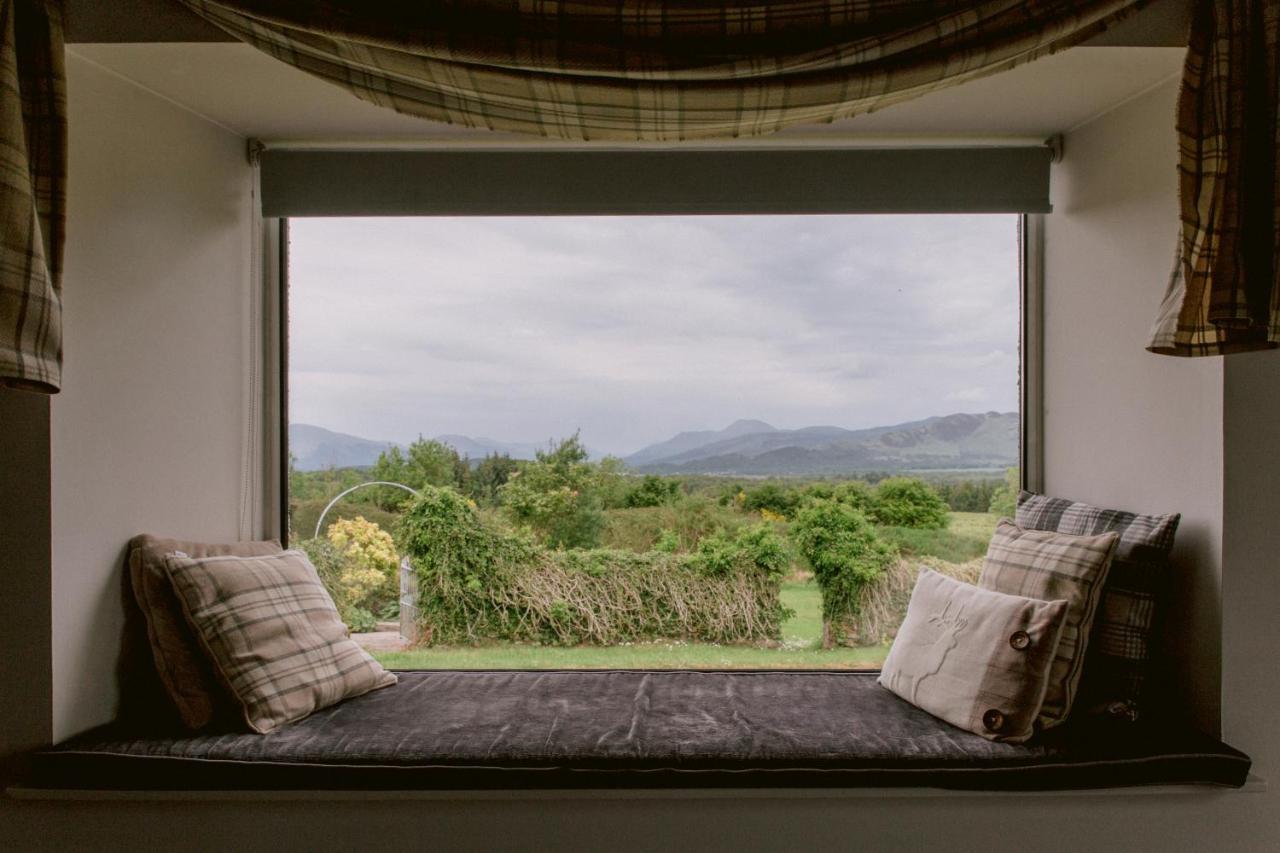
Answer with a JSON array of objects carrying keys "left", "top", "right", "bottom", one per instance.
[{"left": 68, "top": 43, "right": 1185, "bottom": 147}]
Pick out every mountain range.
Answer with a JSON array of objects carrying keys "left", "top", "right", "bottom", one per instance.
[
  {"left": 290, "top": 412, "right": 1018, "bottom": 475},
  {"left": 289, "top": 424, "right": 545, "bottom": 472},
  {"left": 625, "top": 412, "right": 1017, "bottom": 475}
]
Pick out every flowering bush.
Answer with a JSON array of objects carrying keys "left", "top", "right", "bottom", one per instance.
[{"left": 326, "top": 516, "right": 399, "bottom": 617}]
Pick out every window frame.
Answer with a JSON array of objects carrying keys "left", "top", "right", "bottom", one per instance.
[{"left": 267, "top": 208, "right": 1042, "bottom": 649}]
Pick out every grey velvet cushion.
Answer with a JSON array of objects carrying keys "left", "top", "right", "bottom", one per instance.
[
  {"left": 878, "top": 569, "right": 1068, "bottom": 744},
  {"left": 1015, "top": 491, "right": 1181, "bottom": 720},
  {"left": 980, "top": 520, "right": 1118, "bottom": 729},
  {"left": 127, "top": 534, "right": 283, "bottom": 729},
  {"left": 34, "top": 670, "right": 1252, "bottom": 791}
]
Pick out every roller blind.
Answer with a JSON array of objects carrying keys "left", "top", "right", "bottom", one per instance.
[{"left": 259, "top": 147, "right": 1052, "bottom": 217}]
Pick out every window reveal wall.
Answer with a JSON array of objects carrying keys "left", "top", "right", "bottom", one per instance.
[{"left": 48, "top": 52, "right": 256, "bottom": 741}]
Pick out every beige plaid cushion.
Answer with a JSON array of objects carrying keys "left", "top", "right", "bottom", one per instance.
[
  {"left": 980, "top": 520, "right": 1119, "bottom": 729},
  {"left": 164, "top": 550, "right": 397, "bottom": 734},
  {"left": 879, "top": 569, "right": 1068, "bottom": 744}
]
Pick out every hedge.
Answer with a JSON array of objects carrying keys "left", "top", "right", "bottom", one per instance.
[{"left": 398, "top": 485, "right": 791, "bottom": 646}]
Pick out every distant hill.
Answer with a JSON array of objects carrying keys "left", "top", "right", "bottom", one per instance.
[
  {"left": 430, "top": 434, "right": 544, "bottom": 462},
  {"left": 627, "top": 412, "right": 1018, "bottom": 476},
  {"left": 292, "top": 412, "right": 1018, "bottom": 475},
  {"left": 289, "top": 424, "right": 399, "bottom": 472},
  {"left": 289, "top": 424, "right": 544, "bottom": 471},
  {"left": 624, "top": 419, "right": 778, "bottom": 467}
]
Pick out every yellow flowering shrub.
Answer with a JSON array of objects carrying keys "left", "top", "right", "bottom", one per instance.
[{"left": 326, "top": 516, "right": 399, "bottom": 616}]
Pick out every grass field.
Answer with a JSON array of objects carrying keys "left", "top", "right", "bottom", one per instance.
[
  {"left": 372, "top": 581, "right": 891, "bottom": 670},
  {"left": 876, "top": 511, "right": 999, "bottom": 564}
]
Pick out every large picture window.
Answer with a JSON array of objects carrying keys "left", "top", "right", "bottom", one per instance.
[{"left": 285, "top": 213, "right": 1023, "bottom": 670}]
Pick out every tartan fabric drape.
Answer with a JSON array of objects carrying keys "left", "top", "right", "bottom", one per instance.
[
  {"left": 1148, "top": 0, "right": 1280, "bottom": 356},
  {"left": 0, "top": 0, "right": 65, "bottom": 393},
  {"left": 177, "top": 1, "right": 1145, "bottom": 141}
]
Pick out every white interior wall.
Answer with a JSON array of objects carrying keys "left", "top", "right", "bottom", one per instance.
[
  {"left": 1219, "top": 350, "right": 1280, "bottom": 842},
  {"left": 4, "top": 60, "right": 1278, "bottom": 853},
  {"left": 1042, "top": 78, "right": 1224, "bottom": 734},
  {"left": 48, "top": 54, "right": 254, "bottom": 740}
]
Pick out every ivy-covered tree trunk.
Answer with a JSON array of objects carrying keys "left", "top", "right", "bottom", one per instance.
[{"left": 822, "top": 618, "right": 832, "bottom": 650}]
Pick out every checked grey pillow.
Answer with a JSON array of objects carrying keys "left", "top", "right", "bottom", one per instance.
[
  {"left": 1016, "top": 491, "right": 1181, "bottom": 721},
  {"left": 164, "top": 550, "right": 397, "bottom": 733}
]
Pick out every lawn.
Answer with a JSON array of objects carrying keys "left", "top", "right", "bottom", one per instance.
[
  {"left": 875, "top": 510, "right": 999, "bottom": 564},
  {"left": 372, "top": 580, "right": 891, "bottom": 670}
]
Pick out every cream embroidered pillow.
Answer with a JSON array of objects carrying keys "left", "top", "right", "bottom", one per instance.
[
  {"left": 164, "top": 550, "right": 397, "bottom": 734},
  {"left": 879, "top": 569, "right": 1068, "bottom": 744},
  {"left": 980, "top": 520, "right": 1119, "bottom": 729}
]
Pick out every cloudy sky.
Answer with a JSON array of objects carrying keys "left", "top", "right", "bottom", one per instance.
[{"left": 288, "top": 215, "right": 1020, "bottom": 456}]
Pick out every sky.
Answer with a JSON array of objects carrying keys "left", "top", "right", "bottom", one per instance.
[{"left": 288, "top": 215, "right": 1020, "bottom": 457}]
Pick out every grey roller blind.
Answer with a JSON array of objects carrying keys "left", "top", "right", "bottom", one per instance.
[{"left": 260, "top": 147, "right": 1052, "bottom": 217}]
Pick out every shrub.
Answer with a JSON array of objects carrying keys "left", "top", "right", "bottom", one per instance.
[
  {"left": 325, "top": 516, "right": 400, "bottom": 616},
  {"left": 790, "top": 499, "right": 897, "bottom": 647},
  {"left": 623, "top": 475, "right": 682, "bottom": 508},
  {"left": 653, "top": 528, "right": 680, "bottom": 553},
  {"left": 344, "top": 606, "right": 378, "bottom": 634},
  {"left": 297, "top": 537, "right": 384, "bottom": 632},
  {"left": 869, "top": 478, "right": 949, "bottom": 529},
  {"left": 831, "top": 480, "right": 876, "bottom": 513},
  {"left": 400, "top": 486, "right": 789, "bottom": 646},
  {"left": 600, "top": 497, "right": 746, "bottom": 553},
  {"left": 741, "top": 483, "right": 802, "bottom": 518}
]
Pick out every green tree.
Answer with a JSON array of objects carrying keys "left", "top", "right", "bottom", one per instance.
[
  {"left": 988, "top": 467, "right": 1021, "bottom": 517},
  {"left": 936, "top": 479, "right": 999, "bottom": 512},
  {"left": 791, "top": 500, "right": 896, "bottom": 648},
  {"left": 371, "top": 438, "right": 464, "bottom": 509},
  {"left": 593, "top": 455, "right": 632, "bottom": 509},
  {"left": 467, "top": 453, "right": 518, "bottom": 506},
  {"left": 869, "top": 478, "right": 949, "bottom": 529},
  {"left": 498, "top": 434, "right": 604, "bottom": 549}
]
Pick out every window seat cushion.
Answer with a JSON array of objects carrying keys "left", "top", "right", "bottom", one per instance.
[{"left": 31, "top": 670, "right": 1250, "bottom": 791}]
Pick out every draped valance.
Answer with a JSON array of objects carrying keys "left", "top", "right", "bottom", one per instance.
[
  {"left": 3, "top": 1, "right": 1277, "bottom": 393},
  {"left": 0, "top": 0, "right": 64, "bottom": 394},
  {"left": 176, "top": 0, "right": 1143, "bottom": 142},
  {"left": 1147, "top": 0, "right": 1280, "bottom": 356}
]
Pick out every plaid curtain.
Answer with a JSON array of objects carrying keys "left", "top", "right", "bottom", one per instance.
[
  {"left": 0, "top": 0, "right": 64, "bottom": 394},
  {"left": 178, "top": 1, "right": 1144, "bottom": 141},
  {"left": 1148, "top": 0, "right": 1280, "bottom": 356}
]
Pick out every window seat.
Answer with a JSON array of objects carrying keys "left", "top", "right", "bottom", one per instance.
[{"left": 30, "top": 670, "right": 1250, "bottom": 792}]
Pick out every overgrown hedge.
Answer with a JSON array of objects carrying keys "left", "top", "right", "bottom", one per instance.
[
  {"left": 844, "top": 556, "right": 983, "bottom": 646},
  {"left": 399, "top": 486, "right": 791, "bottom": 646}
]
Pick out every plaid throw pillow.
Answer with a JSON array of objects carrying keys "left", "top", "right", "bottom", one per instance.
[
  {"left": 1016, "top": 491, "right": 1181, "bottom": 721},
  {"left": 164, "top": 550, "right": 397, "bottom": 734},
  {"left": 879, "top": 569, "right": 1068, "bottom": 744},
  {"left": 128, "top": 535, "right": 283, "bottom": 729},
  {"left": 980, "top": 521, "right": 1118, "bottom": 730}
]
